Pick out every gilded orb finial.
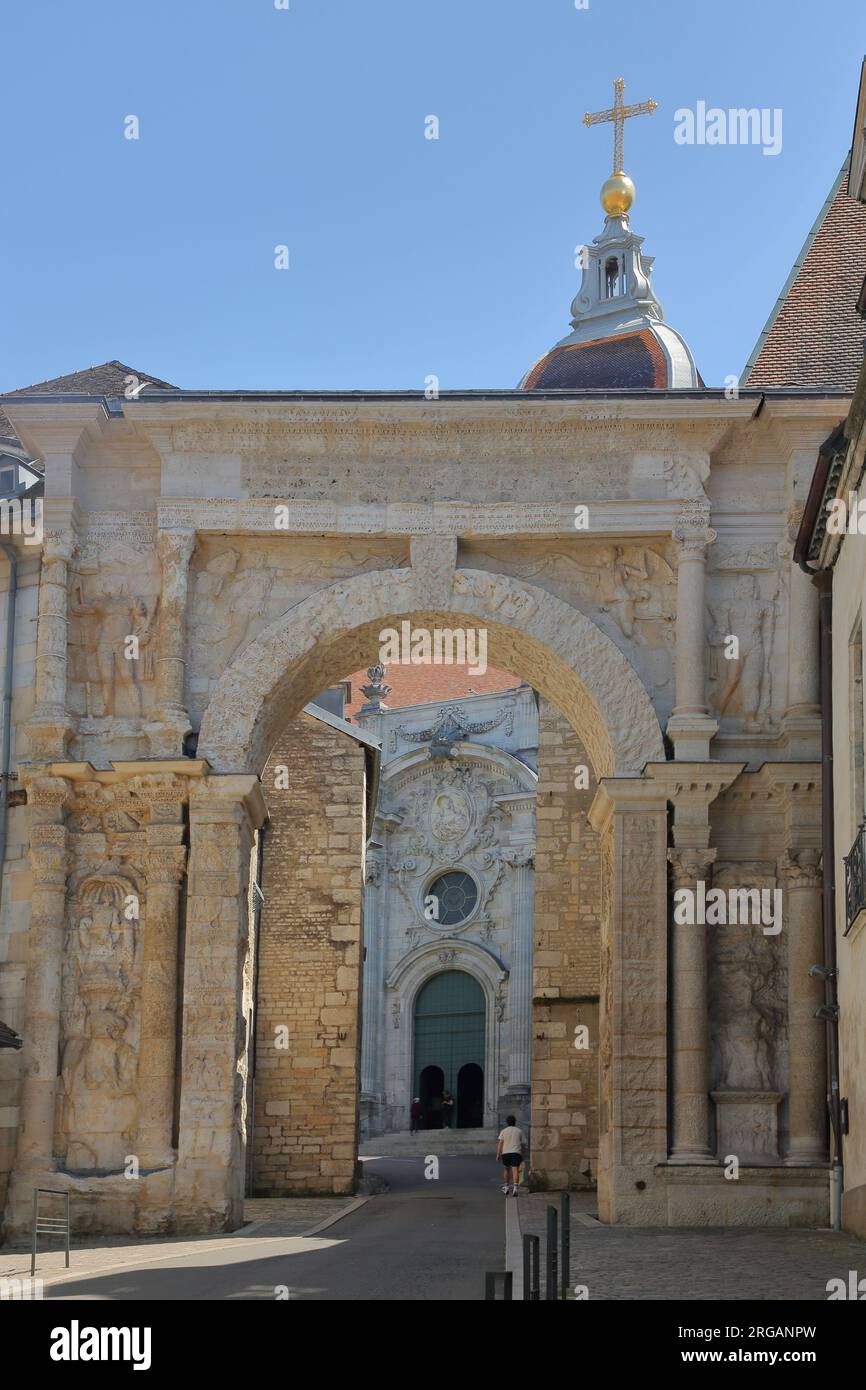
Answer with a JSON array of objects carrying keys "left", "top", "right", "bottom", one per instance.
[
  {"left": 600, "top": 173, "right": 636, "bottom": 216},
  {"left": 583, "top": 78, "right": 657, "bottom": 218}
]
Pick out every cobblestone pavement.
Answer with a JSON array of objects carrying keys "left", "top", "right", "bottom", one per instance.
[
  {"left": 0, "top": 1196, "right": 357, "bottom": 1289},
  {"left": 516, "top": 1192, "right": 866, "bottom": 1300}
]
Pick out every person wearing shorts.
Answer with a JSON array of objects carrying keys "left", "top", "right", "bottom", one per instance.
[{"left": 496, "top": 1115, "right": 526, "bottom": 1196}]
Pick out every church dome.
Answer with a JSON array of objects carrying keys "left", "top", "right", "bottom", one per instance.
[{"left": 520, "top": 196, "right": 701, "bottom": 390}]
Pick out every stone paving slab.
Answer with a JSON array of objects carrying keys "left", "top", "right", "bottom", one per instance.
[
  {"left": 0, "top": 1196, "right": 356, "bottom": 1288},
  {"left": 516, "top": 1193, "right": 866, "bottom": 1300}
]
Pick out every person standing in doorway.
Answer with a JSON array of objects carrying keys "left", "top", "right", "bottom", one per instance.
[
  {"left": 496, "top": 1115, "right": 526, "bottom": 1196},
  {"left": 441, "top": 1090, "right": 454, "bottom": 1129},
  {"left": 410, "top": 1097, "right": 423, "bottom": 1134}
]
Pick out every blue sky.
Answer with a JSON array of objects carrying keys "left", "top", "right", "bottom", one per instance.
[{"left": 1, "top": 0, "right": 863, "bottom": 393}]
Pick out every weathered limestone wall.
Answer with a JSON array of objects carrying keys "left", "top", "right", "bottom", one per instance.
[
  {"left": 531, "top": 699, "right": 601, "bottom": 1189},
  {"left": 0, "top": 551, "right": 48, "bottom": 1217},
  {"left": 0, "top": 391, "right": 843, "bottom": 1233},
  {"left": 829, "top": 499, "right": 866, "bottom": 1237},
  {"left": 185, "top": 536, "right": 410, "bottom": 733},
  {"left": 252, "top": 711, "right": 367, "bottom": 1195}
]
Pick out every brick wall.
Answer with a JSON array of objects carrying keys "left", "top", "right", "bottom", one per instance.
[
  {"left": 251, "top": 711, "right": 367, "bottom": 1196},
  {"left": 531, "top": 699, "right": 601, "bottom": 1190}
]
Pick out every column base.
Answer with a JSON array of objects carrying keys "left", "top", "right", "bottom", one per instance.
[
  {"left": 25, "top": 709, "right": 74, "bottom": 761},
  {"left": 779, "top": 709, "right": 822, "bottom": 758},
  {"left": 667, "top": 1149, "right": 717, "bottom": 1165},
  {"left": 145, "top": 711, "right": 193, "bottom": 759},
  {"left": 784, "top": 1150, "right": 828, "bottom": 1167},
  {"left": 665, "top": 713, "right": 719, "bottom": 761},
  {"left": 504, "top": 1085, "right": 530, "bottom": 1129}
]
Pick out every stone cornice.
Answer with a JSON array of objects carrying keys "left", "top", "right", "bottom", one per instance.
[
  {"left": 734, "top": 762, "right": 821, "bottom": 802},
  {"left": 123, "top": 395, "right": 761, "bottom": 429},
  {"left": 645, "top": 762, "right": 746, "bottom": 804},
  {"left": 71, "top": 499, "right": 785, "bottom": 550},
  {"left": 44, "top": 759, "right": 211, "bottom": 783},
  {"left": 587, "top": 777, "right": 669, "bottom": 834},
  {"left": 0, "top": 401, "right": 111, "bottom": 463},
  {"left": 149, "top": 496, "right": 770, "bottom": 540},
  {"left": 189, "top": 773, "right": 268, "bottom": 831}
]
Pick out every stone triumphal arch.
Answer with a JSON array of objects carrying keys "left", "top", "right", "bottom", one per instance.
[{"left": 0, "top": 390, "right": 838, "bottom": 1234}]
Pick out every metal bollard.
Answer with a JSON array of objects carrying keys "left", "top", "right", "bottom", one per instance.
[
  {"left": 522, "top": 1233, "right": 540, "bottom": 1301},
  {"left": 31, "top": 1188, "right": 70, "bottom": 1278},
  {"left": 560, "top": 1191, "right": 570, "bottom": 1300},
  {"left": 546, "top": 1204, "right": 558, "bottom": 1300},
  {"left": 485, "top": 1270, "right": 513, "bottom": 1300}
]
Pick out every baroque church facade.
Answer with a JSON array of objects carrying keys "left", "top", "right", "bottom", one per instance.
[
  {"left": 0, "top": 90, "right": 861, "bottom": 1238},
  {"left": 355, "top": 678, "right": 539, "bottom": 1139}
]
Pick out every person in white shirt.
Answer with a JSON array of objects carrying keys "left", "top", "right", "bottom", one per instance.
[{"left": 496, "top": 1115, "right": 527, "bottom": 1196}]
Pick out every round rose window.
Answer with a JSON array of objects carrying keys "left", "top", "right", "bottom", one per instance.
[{"left": 426, "top": 870, "right": 479, "bottom": 927}]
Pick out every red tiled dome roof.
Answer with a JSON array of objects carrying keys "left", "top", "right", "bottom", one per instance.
[{"left": 524, "top": 327, "right": 670, "bottom": 390}]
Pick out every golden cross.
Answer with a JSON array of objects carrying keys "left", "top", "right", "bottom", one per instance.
[{"left": 582, "top": 77, "right": 657, "bottom": 175}]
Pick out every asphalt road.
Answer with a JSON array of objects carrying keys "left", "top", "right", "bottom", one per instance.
[{"left": 47, "top": 1155, "right": 505, "bottom": 1302}]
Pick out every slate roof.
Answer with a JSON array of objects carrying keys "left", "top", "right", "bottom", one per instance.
[
  {"left": 0, "top": 359, "right": 179, "bottom": 443},
  {"left": 743, "top": 165, "right": 866, "bottom": 389}
]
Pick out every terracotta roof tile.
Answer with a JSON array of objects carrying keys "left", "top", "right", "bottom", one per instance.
[
  {"left": 524, "top": 328, "right": 669, "bottom": 390},
  {"left": 344, "top": 663, "right": 521, "bottom": 719},
  {"left": 744, "top": 167, "right": 866, "bottom": 389}
]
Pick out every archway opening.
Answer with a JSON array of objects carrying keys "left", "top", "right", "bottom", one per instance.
[
  {"left": 197, "top": 567, "right": 665, "bottom": 780},
  {"left": 414, "top": 971, "right": 485, "bottom": 1130},
  {"left": 457, "top": 1062, "right": 484, "bottom": 1129},
  {"left": 418, "top": 1065, "right": 444, "bottom": 1129},
  {"left": 227, "top": 572, "right": 663, "bottom": 1197}
]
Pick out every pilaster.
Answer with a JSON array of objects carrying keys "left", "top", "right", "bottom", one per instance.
[
  {"left": 666, "top": 501, "right": 719, "bottom": 760},
  {"left": 174, "top": 774, "right": 267, "bottom": 1232},
  {"left": 147, "top": 528, "right": 197, "bottom": 758},
  {"left": 646, "top": 762, "right": 744, "bottom": 1163},
  {"left": 12, "top": 774, "right": 71, "bottom": 1173},
  {"left": 588, "top": 778, "right": 669, "bottom": 1223}
]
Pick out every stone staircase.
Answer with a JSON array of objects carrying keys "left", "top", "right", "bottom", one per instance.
[{"left": 360, "top": 1127, "right": 499, "bottom": 1158}]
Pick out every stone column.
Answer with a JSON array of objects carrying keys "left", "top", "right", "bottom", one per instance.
[
  {"left": 588, "top": 781, "right": 669, "bottom": 1224},
  {"left": 667, "top": 847, "right": 717, "bottom": 1163},
  {"left": 780, "top": 849, "right": 827, "bottom": 1164},
  {"left": 782, "top": 541, "right": 821, "bottom": 757},
  {"left": 29, "top": 529, "right": 75, "bottom": 760},
  {"left": 505, "top": 847, "right": 534, "bottom": 1095},
  {"left": 666, "top": 502, "right": 718, "bottom": 761},
  {"left": 148, "top": 528, "right": 196, "bottom": 757},
  {"left": 13, "top": 775, "right": 70, "bottom": 1173},
  {"left": 647, "top": 763, "right": 743, "bottom": 1163},
  {"left": 135, "top": 777, "right": 188, "bottom": 1169},
  {"left": 360, "top": 851, "right": 383, "bottom": 1099},
  {"left": 785, "top": 567, "right": 820, "bottom": 718},
  {"left": 174, "top": 775, "right": 266, "bottom": 1233}
]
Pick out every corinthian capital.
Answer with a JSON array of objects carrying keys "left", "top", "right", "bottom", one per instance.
[
  {"left": 42, "top": 527, "right": 76, "bottom": 564},
  {"left": 157, "top": 527, "right": 196, "bottom": 563},
  {"left": 501, "top": 845, "right": 535, "bottom": 869},
  {"left": 673, "top": 500, "right": 717, "bottom": 555},
  {"left": 778, "top": 848, "right": 822, "bottom": 889},
  {"left": 667, "top": 846, "right": 716, "bottom": 888}
]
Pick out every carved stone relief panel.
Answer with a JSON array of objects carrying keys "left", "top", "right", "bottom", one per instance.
[
  {"left": 705, "top": 569, "right": 786, "bottom": 732},
  {"left": 185, "top": 536, "right": 410, "bottom": 708},
  {"left": 708, "top": 864, "right": 787, "bottom": 1096},
  {"left": 57, "top": 776, "right": 187, "bottom": 1173},
  {"left": 460, "top": 539, "right": 678, "bottom": 716},
  {"left": 68, "top": 545, "right": 161, "bottom": 723},
  {"left": 60, "top": 865, "right": 144, "bottom": 1171}
]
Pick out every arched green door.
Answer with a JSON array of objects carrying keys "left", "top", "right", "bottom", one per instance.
[{"left": 413, "top": 971, "right": 485, "bottom": 1129}]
